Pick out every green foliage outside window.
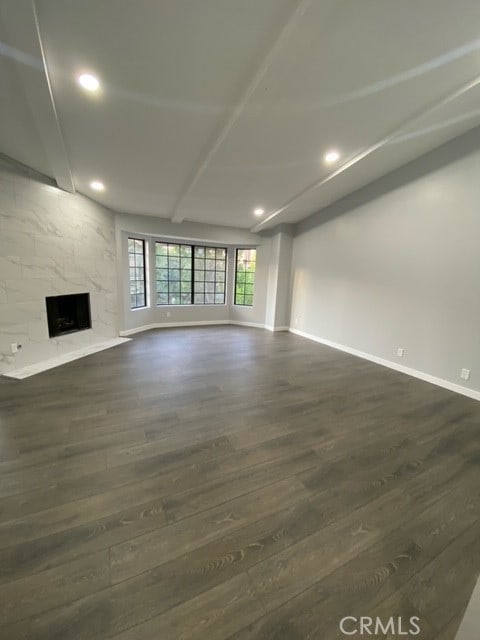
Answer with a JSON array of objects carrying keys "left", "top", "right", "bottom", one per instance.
[{"left": 235, "top": 248, "right": 256, "bottom": 306}]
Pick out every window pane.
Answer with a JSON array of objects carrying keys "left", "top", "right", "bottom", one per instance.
[
  {"left": 235, "top": 248, "right": 255, "bottom": 306},
  {"left": 154, "top": 243, "right": 226, "bottom": 306},
  {"left": 192, "top": 246, "right": 227, "bottom": 305},
  {"left": 169, "top": 269, "right": 180, "bottom": 281},
  {"left": 157, "top": 269, "right": 168, "bottom": 281},
  {"left": 128, "top": 238, "right": 146, "bottom": 309}
]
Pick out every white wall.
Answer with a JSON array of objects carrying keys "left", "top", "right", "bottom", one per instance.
[
  {"left": 290, "top": 129, "right": 480, "bottom": 396},
  {"left": 0, "top": 156, "right": 118, "bottom": 373},
  {"left": 114, "top": 213, "right": 272, "bottom": 332}
]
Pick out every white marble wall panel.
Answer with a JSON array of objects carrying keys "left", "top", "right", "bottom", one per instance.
[{"left": 0, "top": 157, "right": 118, "bottom": 373}]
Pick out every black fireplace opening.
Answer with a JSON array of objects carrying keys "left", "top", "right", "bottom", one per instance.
[{"left": 45, "top": 293, "right": 92, "bottom": 338}]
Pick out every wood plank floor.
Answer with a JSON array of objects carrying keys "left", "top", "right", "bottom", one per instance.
[{"left": 0, "top": 326, "right": 479, "bottom": 639}]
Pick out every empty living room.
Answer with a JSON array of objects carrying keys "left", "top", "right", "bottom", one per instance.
[{"left": 1, "top": 1, "right": 480, "bottom": 638}]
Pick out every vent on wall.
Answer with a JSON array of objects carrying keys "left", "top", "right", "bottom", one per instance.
[{"left": 45, "top": 293, "right": 92, "bottom": 338}]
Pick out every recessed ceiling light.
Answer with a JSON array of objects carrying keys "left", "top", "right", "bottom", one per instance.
[
  {"left": 324, "top": 150, "right": 340, "bottom": 164},
  {"left": 77, "top": 73, "right": 100, "bottom": 92},
  {"left": 254, "top": 207, "right": 265, "bottom": 216},
  {"left": 90, "top": 180, "right": 105, "bottom": 192}
]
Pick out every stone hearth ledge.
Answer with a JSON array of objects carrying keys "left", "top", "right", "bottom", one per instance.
[{"left": 1, "top": 338, "right": 130, "bottom": 379}]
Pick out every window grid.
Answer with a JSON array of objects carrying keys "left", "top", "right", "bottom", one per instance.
[
  {"left": 128, "top": 238, "right": 147, "bottom": 309},
  {"left": 234, "top": 248, "right": 256, "bottom": 306},
  {"left": 155, "top": 242, "right": 226, "bottom": 305}
]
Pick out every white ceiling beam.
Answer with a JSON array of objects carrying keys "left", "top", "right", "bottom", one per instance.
[
  {"left": 170, "top": 0, "right": 311, "bottom": 223},
  {"left": 251, "top": 73, "right": 480, "bottom": 232},
  {"left": 0, "top": 0, "right": 74, "bottom": 192}
]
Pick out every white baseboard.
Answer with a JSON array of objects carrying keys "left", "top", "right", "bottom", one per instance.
[
  {"left": 229, "top": 320, "right": 266, "bottom": 329},
  {"left": 119, "top": 320, "right": 228, "bottom": 336},
  {"left": 265, "top": 325, "right": 289, "bottom": 332},
  {"left": 289, "top": 327, "right": 480, "bottom": 402},
  {"left": 120, "top": 319, "right": 282, "bottom": 335}
]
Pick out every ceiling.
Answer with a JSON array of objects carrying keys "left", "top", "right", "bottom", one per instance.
[{"left": 1, "top": 0, "right": 480, "bottom": 231}]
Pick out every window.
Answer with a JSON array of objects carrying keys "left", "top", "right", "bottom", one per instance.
[
  {"left": 155, "top": 242, "right": 226, "bottom": 305},
  {"left": 193, "top": 246, "right": 226, "bottom": 304},
  {"left": 235, "top": 248, "right": 256, "bottom": 306},
  {"left": 128, "top": 238, "right": 147, "bottom": 309}
]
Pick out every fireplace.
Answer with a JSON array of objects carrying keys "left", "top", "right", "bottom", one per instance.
[{"left": 45, "top": 293, "right": 92, "bottom": 338}]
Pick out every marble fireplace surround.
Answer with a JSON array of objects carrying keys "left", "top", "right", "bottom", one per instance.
[{"left": 0, "top": 156, "right": 120, "bottom": 377}]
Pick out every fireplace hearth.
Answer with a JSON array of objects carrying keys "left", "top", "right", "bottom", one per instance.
[{"left": 45, "top": 293, "right": 92, "bottom": 338}]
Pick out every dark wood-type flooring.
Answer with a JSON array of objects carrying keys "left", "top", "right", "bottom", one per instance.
[{"left": 0, "top": 326, "right": 479, "bottom": 639}]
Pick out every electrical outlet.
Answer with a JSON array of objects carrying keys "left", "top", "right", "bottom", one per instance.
[
  {"left": 396, "top": 347, "right": 404, "bottom": 357},
  {"left": 10, "top": 343, "right": 18, "bottom": 354},
  {"left": 461, "top": 368, "right": 470, "bottom": 380}
]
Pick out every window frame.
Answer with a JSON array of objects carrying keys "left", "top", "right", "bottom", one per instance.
[
  {"left": 154, "top": 241, "right": 227, "bottom": 306},
  {"left": 128, "top": 237, "right": 147, "bottom": 309},
  {"left": 234, "top": 248, "right": 256, "bottom": 307}
]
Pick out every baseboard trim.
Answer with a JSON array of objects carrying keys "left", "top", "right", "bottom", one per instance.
[
  {"left": 289, "top": 327, "right": 480, "bottom": 402},
  {"left": 265, "top": 325, "right": 289, "bottom": 332},
  {"left": 120, "top": 320, "right": 277, "bottom": 335},
  {"left": 229, "top": 320, "right": 266, "bottom": 329},
  {"left": 119, "top": 320, "right": 229, "bottom": 336}
]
